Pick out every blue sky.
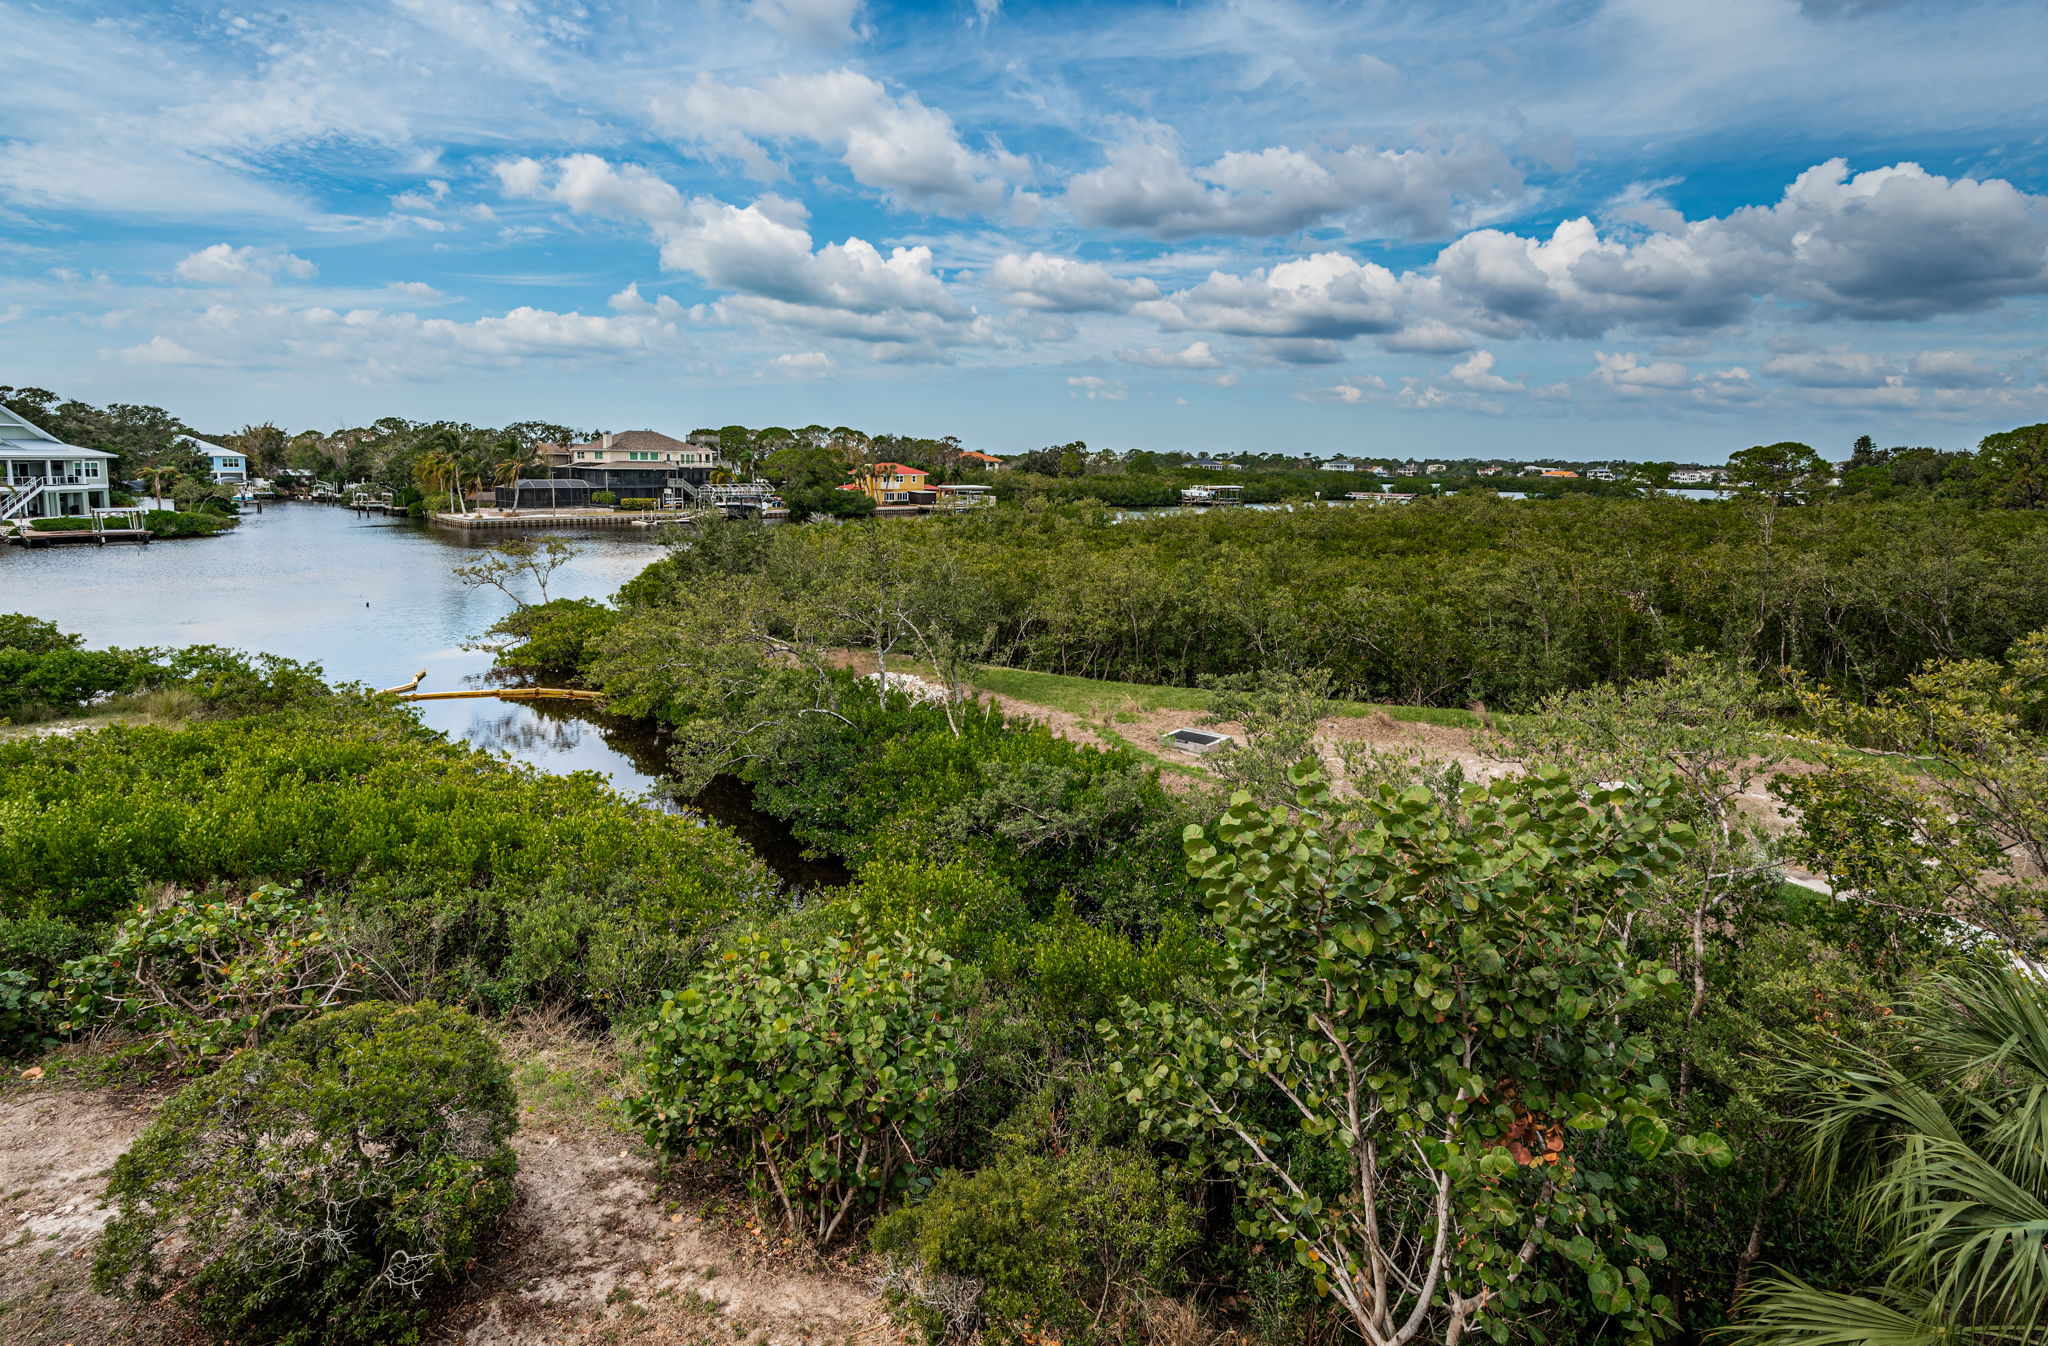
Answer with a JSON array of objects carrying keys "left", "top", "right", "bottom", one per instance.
[{"left": 3, "top": 0, "right": 2046, "bottom": 460}]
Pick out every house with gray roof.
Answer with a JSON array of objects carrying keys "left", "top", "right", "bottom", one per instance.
[{"left": 1, "top": 404, "right": 115, "bottom": 525}]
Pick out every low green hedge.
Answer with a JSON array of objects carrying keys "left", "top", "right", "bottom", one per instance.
[
  {"left": 23, "top": 516, "right": 95, "bottom": 532},
  {"left": 617, "top": 497, "right": 658, "bottom": 510},
  {"left": 144, "top": 509, "right": 235, "bottom": 538}
]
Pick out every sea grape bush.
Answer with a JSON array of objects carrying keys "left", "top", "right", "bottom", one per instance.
[
  {"left": 54, "top": 883, "right": 360, "bottom": 1062},
  {"left": 1106, "top": 765, "right": 1732, "bottom": 1346},
  {"left": 93, "top": 1001, "right": 517, "bottom": 1346},
  {"left": 629, "top": 926, "right": 964, "bottom": 1245}
]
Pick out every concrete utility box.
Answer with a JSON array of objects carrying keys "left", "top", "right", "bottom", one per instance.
[{"left": 1162, "top": 727, "right": 1234, "bottom": 755}]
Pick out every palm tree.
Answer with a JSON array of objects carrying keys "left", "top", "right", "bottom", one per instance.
[
  {"left": 135, "top": 450, "right": 181, "bottom": 506},
  {"left": 1728, "top": 960, "right": 2048, "bottom": 1345},
  {"left": 413, "top": 428, "right": 465, "bottom": 515},
  {"left": 489, "top": 435, "right": 546, "bottom": 512},
  {"left": 409, "top": 430, "right": 468, "bottom": 514}
]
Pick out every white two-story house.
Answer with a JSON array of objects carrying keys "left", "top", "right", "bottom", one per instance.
[{"left": 0, "top": 404, "right": 114, "bottom": 524}]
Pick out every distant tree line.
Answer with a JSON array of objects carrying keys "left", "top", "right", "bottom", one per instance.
[
  {"left": 597, "top": 495, "right": 2048, "bottom": 710},
  {"left": 8, "top": 383, "right": 2043, "bottom": 518}
]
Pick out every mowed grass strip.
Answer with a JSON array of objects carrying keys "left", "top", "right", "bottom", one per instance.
[{"left": 961, "top": 664, "right": 1487, "bottom": 729}]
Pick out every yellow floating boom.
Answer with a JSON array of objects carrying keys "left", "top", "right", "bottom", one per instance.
[{"left": 397, "top": 688, "right": 604, "bottom": 703}]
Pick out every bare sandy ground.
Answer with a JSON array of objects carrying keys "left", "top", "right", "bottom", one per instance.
[
  {"left": 0, "top": 1077, "right": 175, "bottom": 1346},
  {"left": 437, "top": 1060, "right": 892, "bottom": 1346},
  {"left": 0, "top": 1034, "right": 895, "bottom": 1346}
]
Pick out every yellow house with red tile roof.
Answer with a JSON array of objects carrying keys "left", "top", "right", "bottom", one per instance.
[{"left": 851, "top": 462, "right": 931, "bottom": 502}]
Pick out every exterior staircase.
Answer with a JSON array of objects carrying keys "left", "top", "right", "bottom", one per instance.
[{"left": 0, "top": 478, "right": 51, "bottom": 523}]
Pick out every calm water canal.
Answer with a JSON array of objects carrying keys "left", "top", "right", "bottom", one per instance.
[
  {"left": 1, "top": 504, "right": 851, "bottom": 882},
  {"left": 3, "top": 501, "right": 671, "bottom": 780}
]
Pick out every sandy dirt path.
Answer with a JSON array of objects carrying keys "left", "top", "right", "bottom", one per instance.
[{"left": 0, "top": 1054, "right": 897, "bottom": 1346}]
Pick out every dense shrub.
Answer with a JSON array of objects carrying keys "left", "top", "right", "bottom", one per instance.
[
  {"left": 611, "top": 497, "right": 2048, "bottom": 709},
  {"left": 987, "top": 907, "right": 1213, "bottom": 1028},
  {"left": 0, "top": 617, "right": 324, "bottom": 722},
  {"left": 0, "top": 614, "right": 154, "bottom": 720},
  {"left": 54, "top": 884, "right": 360, "bottom": 1061},
  {"left": 484, "top": 596, "right": 616, "bottom": 673},
  {"left": 94, "top": 1001, "right": 517, "bottom": 1345},
  {"left": 589, "top": 490, "right": 617, "bottom": 505},
  {"left": 0, "top": 912, "right": 94, "bottom": 983},
  {"left": 0, "top": 697, "right": 775, "bottom": 1014},
  {"left": 873, "top": 1143, "right": 1199, "bottom": 1342},
  {"left": 739, "top": 686, "right": 1198, "bottom": 930},
  {"left": 836, "top": 858, "right": 1028, "bottom": 961},
  {"left": 629, "top": 926, "right": 963, "bottom": 1244},
  {"left": 144, "top": 508, "right": 235, "bottom": 537},
  {"left": 616, "top": 496, "right": 657, "bottom": 510},
  {"left": 0, "top": 968, "right": 50, "bottom": 1058}
]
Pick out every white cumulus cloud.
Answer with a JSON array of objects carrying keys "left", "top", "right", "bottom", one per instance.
[
  {"left": 766, "top": 351, "right": 835, "bottom": 378},
  {"left": 666, "top": 70, "right": 1022, "bottom": 215},
  {"left": 1067, "top": 375, "right": 1127, "bottom": 400},
  {"left": 498, "top": 154, "right": 971, "bottom": 347},
  {"left": 1138, "top": 253, "right": 1410, "bottom": 339},
  {"left": 174, "top": 243, "right": 317, "bottom": 286},
  {"left": 1066, "top": 122, "right": 1527, "bottom": 241},
  {"left": 991, "top": 252, "right": 1160, "bottom": 312},
  {"left": 1119, "top": 340, "right": 1223, "bottom": 369}
]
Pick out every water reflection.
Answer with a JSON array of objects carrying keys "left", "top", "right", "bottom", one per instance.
[{"left": 466, "top": 705, "right": 599, "bottom": 761}]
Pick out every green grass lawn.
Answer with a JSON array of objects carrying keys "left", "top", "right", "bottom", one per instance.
[{"left": 960, "top": 664, "right": 1485, "bottom": 729}]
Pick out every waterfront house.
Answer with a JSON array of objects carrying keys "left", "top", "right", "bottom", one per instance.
[
  {"left": 1325, "top": 458, "right": 1359, "bottom": 472},
  {"left": 958, "top": 450, "right": 1005, "bottom": 469},
  {"left": 1541, "top": 469, "right": 1580, "bottom": 479},
  {"left": 0, "top": 404, "right": 114, "bottom": 524},
  {"left": 553, "top": 430, "right": 727, "bottom": 499},
  {"left": 854, "top": 462, "right": 931, "bottom": 503},
  {"left": 180, "top": 434, "right": 248, "bottom": 483}
]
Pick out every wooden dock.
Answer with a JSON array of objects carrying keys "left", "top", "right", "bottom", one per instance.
[{"left": 8, "top": 527, "right": 151, "bottom": 548}]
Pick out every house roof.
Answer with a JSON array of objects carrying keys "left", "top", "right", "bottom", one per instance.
[
  {"left": 178, "top": 433, "right": 233, "bottom": 455},
  {"left": 871, "top": 461, "right": 925, "bottom": 474},
  {"left": 959, "top": 450, "right": 1003, "bottom": 463},
  {"left": 0, "top": 404, "right": 114, "bottom": 459},
  {"left": 568, "top": 429, "right": 693, "bottom": 454}
]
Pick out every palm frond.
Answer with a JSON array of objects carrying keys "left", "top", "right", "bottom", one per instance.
[{"left": 1720, "top": 1277, "right": 1963, "bottom": 1346}]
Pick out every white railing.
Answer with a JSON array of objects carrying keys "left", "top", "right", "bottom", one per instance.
[{"left": 1, "top": 478, "right": 52, "bottom": 522}]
